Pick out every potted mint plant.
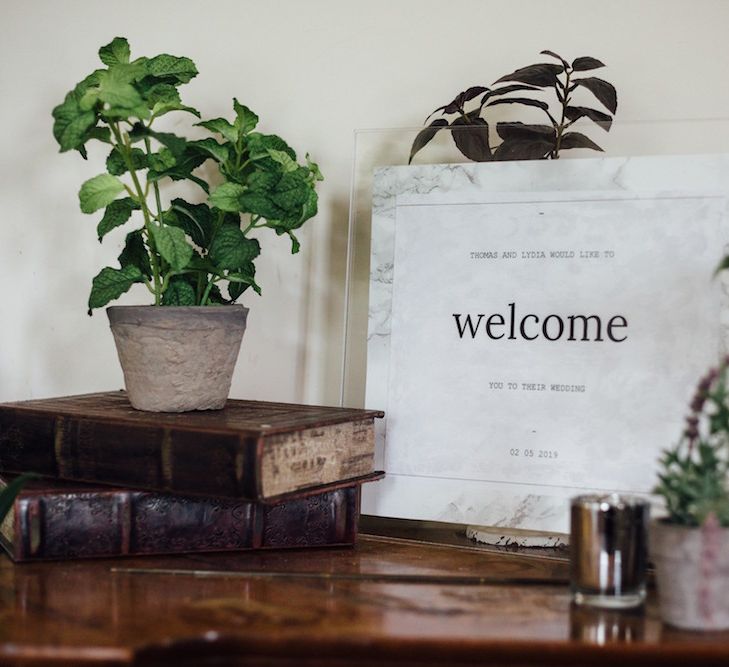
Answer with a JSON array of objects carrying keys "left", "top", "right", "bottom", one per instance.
[
  {"left": 652, "top": 360, "right": 729, "bottom": 630},
  {"left": 52, "top": 37, "right": 322, "bottom": 412}
]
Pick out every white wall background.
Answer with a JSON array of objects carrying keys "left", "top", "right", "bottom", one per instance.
[{"left": 1, "top": 0, "right": 728, "bottom": 406}]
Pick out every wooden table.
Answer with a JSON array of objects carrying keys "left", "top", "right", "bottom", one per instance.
[{"left": 0, "top": 534, "right": 727, "bottom": 666}]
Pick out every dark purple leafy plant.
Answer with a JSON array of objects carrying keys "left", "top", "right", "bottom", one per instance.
[{"left": 409, "top": 50, "right": 617, "bottom": 164}]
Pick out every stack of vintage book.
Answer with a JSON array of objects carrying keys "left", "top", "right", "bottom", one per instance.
[{"left": 0, "top": 391, "right": 384, "bottom": 561}]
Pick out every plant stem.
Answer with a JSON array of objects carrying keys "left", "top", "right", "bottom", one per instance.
[
  {"left": 110, "top": 122, "right": 163, "bottom": 304},
  {"left": 552, "top": 68, "right": 571, "bottom": 159},
  {"left": 200, "top": 277, "right": 217, "bottom": 305}
]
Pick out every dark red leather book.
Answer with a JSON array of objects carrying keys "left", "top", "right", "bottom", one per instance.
[
  {"left": 0, "top": 391, "right": 384, "bottom": 501},
  {"left": 0, "top": 473, "right": 382, "bottom": 562}
]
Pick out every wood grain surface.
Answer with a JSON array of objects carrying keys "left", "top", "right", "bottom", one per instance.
[{"left": 0, "top": 535, "right": 727, "bottom": 666}]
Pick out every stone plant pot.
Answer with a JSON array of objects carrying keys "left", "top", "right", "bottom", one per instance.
[
  {"left": 650, "top": 519, "right": 729, "bottom": 631},
  {"left": 107, "top": 305, "right": 248, "bottom": 412}
]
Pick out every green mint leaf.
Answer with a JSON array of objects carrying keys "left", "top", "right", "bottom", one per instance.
[
  {"left": 287, "top": 230, "right": 301, "bottom": 254},
  {"left": 118, "top": 230, "right": 152, "bottom": 278},
  {"left": 306, "top": 153, "right": 324, "bottom": 182},
  {"left": 97, "top": 197, "right": 139, "bottom": 240},
  {"left": 238, "top": 192, "right": 285, "bottom": 220},
  {"left": 228, "top": 262, "right": 261, "bottom": 299},
  {"left": 98, "top": 37, "right": 131, "bottom": 66},
  {"left": 196, "top": 118, "right": 237, "bottom": 143},
  {"left": 97, "top": 68, "right": 147, "bottom": 117},
  {"left": 247, "top": 133, "right": 296, "bottom": 161},
  {"left": 146, "top": 54, "right": 198, "bottom": 84},
  {"left": 147, "top": 148, "right": 177, "bottom": 172},
  {"left": 88, "top": 265, "right": 143, "bottom": 312},
  {"left": 106, "top": 146, "right": 147, "bottom": 176},
  {"left": 232, "top": 99, "right": 258, "bottom": 135},
  {"left": 267, "top": 149, "right": 298, "bottom": 173},
  {"left": 270, "top": 171, "right": 310, "bottom": 211},
  {"left": 164, "top": 199, "right": 214, "bottom": 249},
  {"left": 209, "top": 182, "right": 246, "bottom": 212},
  {"left": 150, "top": 225, "right": 194, "bottom": 271},
  {"left": 79, "top": 174, "right": 125, "bottom": 214},
  {"left": 151, "top": 102, "right": 201, "bottom": 119},
  {"left": 149, "top": 130, "right": 187, "bottom": 158},
  {"left": 162, "top": 276, "right": 197, "bottom": 306},
  {"left": 142, "top": 82, "right": 180, "bottom": 106},
  {"left": 247, "top": 171, "right": 279, "bottom": 193},
  {"left": 147, "top": 146, "right": 208, "bottom": 192},
  {"left": 209, "top": 224, "right": 261, "bottom": 269},
  {"left": 51, "top": 90, "right": 97, "bottom": 153},
  {"left": 189, "top": 138, "right": 229, "bottom": 163}
]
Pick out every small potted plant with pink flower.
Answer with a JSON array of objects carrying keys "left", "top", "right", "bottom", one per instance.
[{"left": 651, "top": 360, "right": 729, "bottom": 630}]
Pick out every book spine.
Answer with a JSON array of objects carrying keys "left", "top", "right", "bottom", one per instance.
[
  {"left": 0, "top": 409, "right": 251, "bottom": 498},
  {"left": 0, "top": 409, "right": 376, "bottom": 500},
  {"left": 2, "top": 486, "right": 358, "bottom": 562}
]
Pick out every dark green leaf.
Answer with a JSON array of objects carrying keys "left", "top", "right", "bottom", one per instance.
[
  {"left": 247, "top": 171, "right": 279, "bottom": 193},
  {"left": 572, "top": 57, "right": 605, "bottom": 72},
  {"left": 147, "top": 146, "right": 208, "bottom": 191},
  {"left": 409, "top": 118, "right": 449, "bottom": 164},
  {"left": 573, "top": 77, "right": 618, "bottom": 114},
  {"left": 559, "top": 131, "right": 604, "bottom": 152},
  {"left": 287, "top": 231, "right": 301, "bottom": 254},
  {"left": 238, "top": 192, "right": 285, "bottom": 220},
  {"left": 451, "top": 117, "right": 491, "bottom": 162},
  {"left": 494, "top": 63, "right": 563, "bottom": 87},
  {"left": 564, "top": 106, "right": 613, "bottom": 130},
  {"left": 486, "top": 97, "right": 550, "bottom": 111},
  {"left": 97, "top": 68, "right": 148, "bottom": 118},
  {"left": 118, "top": 230, "right": 152, "bottom": 278},
  {"left": 209, "top": 182, "right": 246, "bottom": 212},
  {"left": 145, "top": 54, "right": 198, "bottom": 84},
  {"left": 162, "top": 276, "right": 197, "bottom": 306},
  {"left": 494, "top": 138, "right": 554, "bottom": 161},
  {"left": 88, "top": 265, "right": 144, "bottom": 312},
  {"left": 164, "top": 199, "right": 215, "bottom": 248},
  {"left": 481, "top": 84, "right": 540, "bottom": 103},
  {"left": 150, "top": 225, "right": 194, "bottom": 271},
  {"left": 540, "top": 50, "right": 569, "bottom": 69},
  {"left": 247, "top": 133, "right": 296, "bottom": 161},
  {"left": 142, "top": 82, "right": 180, "bottom": 106},
  {"left": 496, "top": 122, "right": 555, "bottom": 142},
  {"left": 98, "top": 37, "right": 131, "bottom": 66},
  {"left": 97, "top": 197, "right": 139, "bottom": 240},
  {"left": 714, "top": 255, "right": 729, "bottom": 276},
  {"left": 51, "top": 89, "right": 97, "bottom": 153},
  {"left": 196, "top": 118, "right": 237, "bottom": 143},
  {"left": 99, "top": 37, "right": 129, "bottom": 66},
  {"left": 209, "top": 224, "right": 261, "bottom": 269},
  {"left": 227, "top": 262, "right": 260, "bottom": 299},
  {"left": 233, "top": 98, "right": 258, "bottom": 134},
  {"left": 147, "top": 148, "right": 177, "bottom": 172},
  {"left": 0, "top": 474, "right": 39, "bottom": 523},
  {"left": 151, "top": 102, "right": 201, "bottom": 119},
  {"left": 106, "top": 146, "right": 147, "bottom": 175},
  {"left": 188, "top": 138, "right": 229, "bottom": 163},
  {"left": 270, "top": 171, "right": 310, "bottom": 211},
  {"left": 149, "top": 130, "right": 187, "bottom": 158},
  {"left": 79, "top": 174, "right": 125, "bottom": 214}
]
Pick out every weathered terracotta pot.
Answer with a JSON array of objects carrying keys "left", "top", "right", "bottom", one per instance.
[
  {"left": 650, "top": 519, "right": 729, "bottom": 630},
  {"left": 107, "top": 305, "right": 248, "bottom": 412}
]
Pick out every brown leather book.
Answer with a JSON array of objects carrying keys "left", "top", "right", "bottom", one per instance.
[
  {"left": 0, "top": 473, "right": 382, "bottom": 562},
  {"left": 0, "top": 391, "right": 384, "bottom": 501}
]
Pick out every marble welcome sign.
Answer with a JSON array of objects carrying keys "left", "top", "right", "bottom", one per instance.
[{"left": 361, "top": 154, "right": 729, "bottom": 534}]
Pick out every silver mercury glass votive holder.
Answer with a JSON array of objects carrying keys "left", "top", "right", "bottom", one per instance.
[{"left": 570, "top": 493, "right": 649, "bottom": 609}]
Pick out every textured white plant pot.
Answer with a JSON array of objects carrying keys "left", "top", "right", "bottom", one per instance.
[
  {"left": 107, "top": 305, "right": 248, "bottom": 412},
  {"left": 650, "top": 519, "right": 729, "bottom": 631}
]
